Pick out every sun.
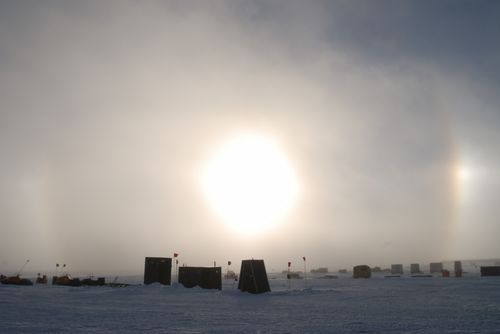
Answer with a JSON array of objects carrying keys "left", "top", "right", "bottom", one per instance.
[
  {"left": 456, "top": 166, "right": 471, "bottom": 182},
  {"left": 201, "top": 134, "right": 299, "bottom": 235}
]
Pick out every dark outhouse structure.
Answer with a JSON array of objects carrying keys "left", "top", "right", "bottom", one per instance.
[
  {"left": 238, "top": 259, "right": 270, "bottom": 294},
  {"left": 178, "top": 266, "right": 222, "bottom": 290},
  {"left": 144, "top": 257, "right": 172, "bottom": 285}
]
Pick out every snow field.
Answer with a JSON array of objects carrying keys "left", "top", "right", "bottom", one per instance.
[{"left": 1, "top": 275, "right": 500, "bottom": 333}]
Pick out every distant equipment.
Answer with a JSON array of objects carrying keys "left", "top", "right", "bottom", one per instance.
[
  {"left": 36, "top": 273, "right": 48, "bottom": 284},
  {"left": 286, "top": 272, "right": 302, "bottom": 279},
  {"left": 144, "top": 257, "right": 172, "bottom": 285},
  {"left": 430, "top": 262, "right": 443, "bottom": 274},
  {"left": 410, "top": 263, "right": 421, "bottom": 274},
  {"left": 1, "top": 275, "right": 33, "bottom": 286},
  {"left": 480, "top": 266, "right": 500, "bottom": 277},
  {"left": 353, "top": 265, "right": 371, "bottom": 278},
  {"left": 178, "top": 266, "right": 222, "bottom": 290},
  {"left": 391, "top": 264, "right": 403, "bottom": 275},
  {"left": 81, "top": 277, "right": 106, "bottom": 286},
  {"left": 1, "top": 260, "right": 33, "bottom": 285},
  {"left": 310, "top": 267, "right": 328, "bottom": 274},
  {"left": 52, "top": 274, "right": 82, "bottom": 286},
  {"left": 238, "top": 259, "right": 270, "bottom": 294}
]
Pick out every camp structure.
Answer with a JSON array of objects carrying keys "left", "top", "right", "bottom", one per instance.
[
  {"left": 353, "top": 265, "right": 371, "bottom": 278},
  {"left": 311, "top": 267, "right": 328, "bottom": 274},
  {"left": 410, "top": 263, "right": 421, "bottom": 274},
  {"left": 144, "top": 257, "right": 172, "bottom": 285},
  {"left": 0, "top": 275, "right": 33, "bottom": 286},
  {"left": 178, "top": 266, "right": 222, "bottom": 290},
  {"left": 391, "top": 264, "right": 403, "bottom": 275},
  {"left": 52, "top": 274, "right": 82, "bottom": 286},
  {"left": 454, "top": 261, "right": 463, "bottom": 277},
  {"left": 238, "top": 259, "right": 270, "bottom": 294},
  {"left": 480, "top": 266, "right": 500, "bottom": 277},
  {"left": 429, "top": 262, "right": 443, "bottom": 274}
]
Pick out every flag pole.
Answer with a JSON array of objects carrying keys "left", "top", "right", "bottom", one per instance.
[
  {"left": 303, "top": 256, "right": 307, "bottom": 289},
  {"left": 287, "top": 261, "right": 291, "bottom": 290},
  {"left": 173, "top": 252, "right": 179, "bottom": 284}
]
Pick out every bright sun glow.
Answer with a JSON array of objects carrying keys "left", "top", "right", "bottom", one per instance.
[
  {"left": 456, "top": 166, "right": 472, "bottom": 182},
  {"left": 201, "top": 135, "right": 299, "bottom": 235}
]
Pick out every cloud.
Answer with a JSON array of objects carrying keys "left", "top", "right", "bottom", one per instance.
[{"left": 0, "top": 1, "right": 499, "bottom": 273}]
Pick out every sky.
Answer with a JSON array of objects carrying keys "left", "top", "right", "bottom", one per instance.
[{"left": 1, "top": 0, "right": 500, "bottom": 275}]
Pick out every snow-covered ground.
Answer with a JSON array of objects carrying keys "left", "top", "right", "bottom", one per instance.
[{"left": 1, "top": 273, "right": 500, "bottom": 333}]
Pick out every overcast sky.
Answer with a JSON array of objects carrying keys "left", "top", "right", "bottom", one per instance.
[{"left": 1, "top": 0, "right": 500, "bottom": 275}]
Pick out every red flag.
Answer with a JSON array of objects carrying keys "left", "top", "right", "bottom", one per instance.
[
  {"left": 288, "top": 262, "right": 291, "bottom": 267},
  {"left": 302, "top": 256, "right": 306, "bottom": 261},
  {"left": 173, "top": 253, "right": 178, "bottom": 258}
]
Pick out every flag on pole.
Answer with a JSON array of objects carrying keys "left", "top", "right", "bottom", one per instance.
[{"left": 173, "top": 253, "right": 179, "bottom": 258}]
